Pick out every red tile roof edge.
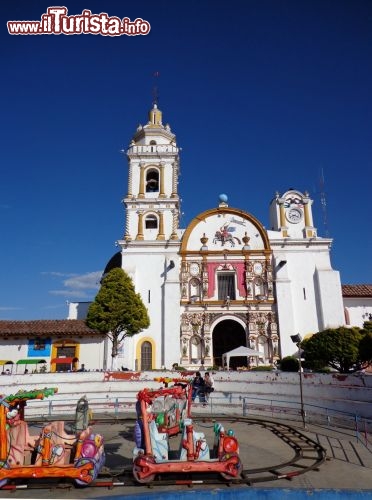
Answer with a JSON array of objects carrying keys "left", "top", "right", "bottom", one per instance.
[
  {"left": 0, "top": 319, "right": 103, "bottom": 335},
  {"left": 342, "top": 284, "right": 372, "bottom": 297}
]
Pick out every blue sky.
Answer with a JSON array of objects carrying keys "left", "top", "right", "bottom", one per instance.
[{"left": 1, "top": 0, "right": 371, "bottom": 320}]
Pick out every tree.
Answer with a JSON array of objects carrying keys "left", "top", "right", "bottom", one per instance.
[
  {"left": 362, "top": 320, "right": 372, "bottom": 334},
  {"left": 359, "top": 321, "right": 372, "bottom": 366},
  {"left": 86, "top": 268, "right": 150, "bottom": 369},
  {"left": 359, "top": 333, "right": 372, "bottom": 366},
  {"left": 302, "top": 327, "right": 362, "bottom": 373}
]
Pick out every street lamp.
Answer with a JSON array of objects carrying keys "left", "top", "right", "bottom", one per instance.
[
  {"left": 290, "top": 334, "right": 306, "bottom": 429},
  {"left": 199, "top": 331, "right": 204, "bottom": 368}
]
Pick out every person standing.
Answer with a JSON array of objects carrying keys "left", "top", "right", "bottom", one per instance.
[{"left": 204, "top": 372, "right": 214, "bottom": 402}]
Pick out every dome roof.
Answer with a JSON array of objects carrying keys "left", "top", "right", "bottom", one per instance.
[{"left": 103, "top": 251, "right": 122, "bottom": 276}]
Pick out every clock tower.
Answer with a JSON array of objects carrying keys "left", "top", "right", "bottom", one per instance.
[
  {"left": 269, "top": 189, "right": 316, "bottom": 239},
  {"left": 268, "top": 188, "right": 343, "bottom": 358}
]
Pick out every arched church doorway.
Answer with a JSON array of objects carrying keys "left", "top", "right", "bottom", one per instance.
[{"left": 212, "top": 320, "right": 246, "bottom": 369}]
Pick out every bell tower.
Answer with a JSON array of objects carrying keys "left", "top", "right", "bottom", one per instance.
[
  {"left": 117, "top": 103, "right": 181, "bottom": 371},
  {"left": 123, "top": 103, "right": 180, "bottom": 242}
]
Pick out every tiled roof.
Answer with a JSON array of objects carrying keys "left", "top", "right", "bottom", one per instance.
[
  {"left": 0, "top": 320, "right": 103, "bottom": 336},
  {"left": 342, "top": 285, "right": 372, "bottom": 297}
]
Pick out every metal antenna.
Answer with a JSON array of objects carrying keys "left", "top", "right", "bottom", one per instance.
[
  {"left": 152, "top": 71, "right": 160, "bottom": 105},
  {"left": 319, "top": 167, "right": 329, "bottom": 237}
]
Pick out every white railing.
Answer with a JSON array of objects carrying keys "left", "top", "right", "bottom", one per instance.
[{"left": 22, "top": 393, "right": 372, "bottom": 454}]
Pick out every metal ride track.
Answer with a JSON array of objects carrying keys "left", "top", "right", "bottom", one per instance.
[
  {"left": 96, "top": 416, "right": 327, "bottom": 489},
  {"left": 1, "top": 416, "right": 327, "bottom": 491},
  {"left": 230, "top": 417, "right": 327, "bottom": 485}
]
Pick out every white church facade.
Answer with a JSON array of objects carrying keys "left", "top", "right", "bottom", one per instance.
[
  {"left": 1, "top": 102, "right": 371, "bottom": 373},
  {"left": 71, "top": 102, "right": 346, "bottom": 371}
]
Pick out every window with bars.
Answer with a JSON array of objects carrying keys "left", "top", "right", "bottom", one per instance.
[
  {"left": 217, "top": 272, "right": 236, "bottom": 300},
  {"left": 141, "top": 341, "right": 152, "bottom": 370}
]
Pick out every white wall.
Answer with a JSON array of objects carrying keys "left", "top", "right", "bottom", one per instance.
[
  {"left": 1, "top": 371, "right": 371, "bottom": 420},
  {"left": 344, "top": 297, "right": 372, "bottom": 328},
  {"left": 120, "top": 247, "right": 180, "bottom": 370},
  {"left": 271, "top": 240, "right": 345, "bottom": 357}
]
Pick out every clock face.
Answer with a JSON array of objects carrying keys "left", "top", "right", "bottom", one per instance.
[
  {"left": 286, "top": 208, "right": 303, "bottom": 224},
  {"left": 189, "top": 262, "right": 200, "bottom": 276},
  {"left": 253, "top": 262, "right": 263, "bottom": 275}
]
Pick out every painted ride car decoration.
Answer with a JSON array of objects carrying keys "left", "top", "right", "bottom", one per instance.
[
  {"left": 0, "top": 388, "right": 105, "bottom": 488},
  {"left": 133, "top": 378, "right": 242, "bottom": 483}
]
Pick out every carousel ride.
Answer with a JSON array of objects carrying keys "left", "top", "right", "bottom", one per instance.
[
  {"left": 0, "top": 387, "right": 105, "bottom": 488},
  {"left": 0, "top": 379, "right": 327, "bottom": 489},
  {"left": 132, "top": 378, "right": 242, "bottom": 483}
]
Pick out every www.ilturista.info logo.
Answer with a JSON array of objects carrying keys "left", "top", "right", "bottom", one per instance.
[{"left": 7, "top": 6, "right": 151, "bottom": 36}]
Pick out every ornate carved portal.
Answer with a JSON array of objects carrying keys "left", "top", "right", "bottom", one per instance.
[
  {"left": 180, "top": 311, "right": 211, "bottom": 366},
  {"left": 180, "top": 310, "right": 279, "bottom": 367},
  {"left": 246, "top": 311, "right": 279, "bottom": 363}
]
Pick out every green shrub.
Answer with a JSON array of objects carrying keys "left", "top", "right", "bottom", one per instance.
[
  {"left": 315, "top": 366, "right": 332, "bottom": 373},
  {"left": 279, "top": 356, "right": 299, "bottom": 372}
]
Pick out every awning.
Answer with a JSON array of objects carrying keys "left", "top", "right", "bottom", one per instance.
[
  {"left": 16, "top": 359, "right": 46, "bottom": 365},
  {"left": 0, "top": 360, "right": 13, "bottom": 366},
  {"left": 222, "top": 346, "right": 263, "bottom": 370},
  {"left": 50, "top": 357, "right": 78, "bottom": 364}
]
